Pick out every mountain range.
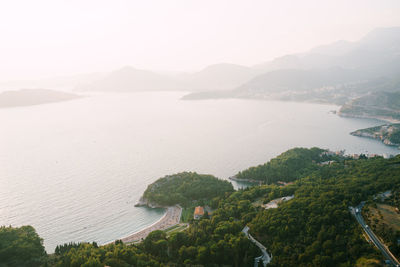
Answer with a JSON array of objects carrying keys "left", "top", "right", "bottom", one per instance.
[
  {"left": 1, "top": 27, "right": 399, "bottom": 109},
  {"left": 74, "top": 63, "right": 261, "bottom": 92},
  {"left": 183, "top": 27, "right": 400, "bottom": 105}
]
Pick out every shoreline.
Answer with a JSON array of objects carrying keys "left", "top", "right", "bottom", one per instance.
[
  {"left": 338, "top": 113, "right": 400, "bottom": 124},
  {"left": 351, "top": 132, "right": 400, "bottom": 149},
  {"left": 111, "top": 205, "right": 182, "bottom": 244}
]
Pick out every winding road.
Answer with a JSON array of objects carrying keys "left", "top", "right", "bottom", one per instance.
[
  {"left": 350, "top": 204, "right": 400, "bottom": 266},
  {"left": 242, "top": 226, "right": 272, "bottom": 267}
]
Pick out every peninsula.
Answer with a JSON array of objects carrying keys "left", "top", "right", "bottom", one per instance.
[
  {"left": 0, "top": 88, "right": 81, "bottom": 108},
  {"left": 339, "top": 91, "right": 400, "bottom": 123},
  {"left": 139, "top": 172, "right": 234, "bottom": 207},
  {"left": 351, "top": 124, "right": 400, "bottom": 147}
]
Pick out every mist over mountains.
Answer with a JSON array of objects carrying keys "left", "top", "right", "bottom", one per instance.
[
  {"left": 256, "top": 27, "right": 400, "bottom": 73},
  {"left": 73, "top": 63, "right": 260, "bottom": 92},
  {"left": 75, "top": 27, "right": 400, "bottom": 100},
  {"left": 1, "top": 27, "right": 399, "bottom": 106},
  {"left": 183, "top": 27, "right": 400, "bottom": 105},
  {"left": 75, "top": 66, "right": 185, "bottom": 92}
]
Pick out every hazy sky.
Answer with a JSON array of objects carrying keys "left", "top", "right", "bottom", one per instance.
[{"left": 1, "top": 0, "right": 400, "bottom": 80}]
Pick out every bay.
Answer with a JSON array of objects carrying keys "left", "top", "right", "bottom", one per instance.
[{"left": 0, "top": 91, "right": 398, "bottom": 252}]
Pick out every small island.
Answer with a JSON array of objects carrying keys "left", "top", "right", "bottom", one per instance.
[
  {"left": 0, "top": 89, "right": 81, "bottom": 108},
  {"left": 351, "top": 124, "right": 400, "bottom": 147}
]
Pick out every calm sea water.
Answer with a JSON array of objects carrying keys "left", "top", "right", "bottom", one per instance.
[{"left": 0, "top": 91, "right": 398, "bottom": 252}]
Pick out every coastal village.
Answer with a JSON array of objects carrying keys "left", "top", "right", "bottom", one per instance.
[{"left": 321, "top": 149, "right": 394, "bottom": 161}]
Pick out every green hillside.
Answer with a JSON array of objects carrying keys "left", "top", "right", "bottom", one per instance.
[
  {"left": 142, "top": 172, "right": 234, "bottom": 207},
  {"left": 4, "top": 149, "right": 400, "bottom": 266},
  {"left": 235, "top": 147, "right": 329, "bottom": 183}
]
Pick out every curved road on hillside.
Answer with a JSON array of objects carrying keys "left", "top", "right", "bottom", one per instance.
[
  {"left": 350, "top": 204, "right": 400, "bottom": 266},
  {"left": 242, "top": 226, "right": 272, "bottom": 267}
]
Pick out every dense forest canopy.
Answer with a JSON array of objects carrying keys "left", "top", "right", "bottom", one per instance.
[
  {"left": 2, "top": 149, "right": 400, "bottom": 266},
  {"left": 142, "top": 172, "right": 234, "bottom": 207},
  {"left": 236, "top": 147, "right": 330, "bottom": 183},
  {"left": 0, "top": 225, "right": 46, "bottom": 267}
]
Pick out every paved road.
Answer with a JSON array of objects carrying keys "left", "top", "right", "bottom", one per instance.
[
  {"left": 242, "top": 226, "right": 272, "bottom": 267},
  {"left": 350, "top": 204, "right": 400, "bottom": 266}
]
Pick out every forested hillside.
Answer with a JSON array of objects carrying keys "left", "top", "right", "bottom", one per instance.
[
  {"left": 235, "top": 147, "right": 329, "bottom": 183},
  {"left": 0, "top": 226, "right": 46, "bottom": 266},
  {"left": 141, "top": 172, "right": 234, "bottom": 207},
  {"left": 3, "top": 151, "right": 400, "bottom": 266}
]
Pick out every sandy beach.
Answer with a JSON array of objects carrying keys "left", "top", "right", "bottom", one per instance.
[{"left": 120, "top": 205, "right": 182, "bottom": 243}]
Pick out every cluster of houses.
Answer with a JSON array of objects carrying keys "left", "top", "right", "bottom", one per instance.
[
  {"left": 350, "top": 153, "right": 395, "bottom": 159},
  {"left": 320, "top": 150, "right": 345, "bottom": 157},
  {"left": 321, "top": 149, "right": 394, "bottom": 160}
]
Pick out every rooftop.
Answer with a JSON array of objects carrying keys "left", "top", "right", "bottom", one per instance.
[{"left": 194, "top": 206, "right": 205, "bottom": 216}]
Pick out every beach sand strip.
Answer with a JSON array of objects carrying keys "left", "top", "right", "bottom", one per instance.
[{"left": 120, "top": 205, "right": 182, "bottom": 243}]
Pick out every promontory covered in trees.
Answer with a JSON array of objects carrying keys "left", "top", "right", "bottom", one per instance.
[{"left": 138, "top": 172, "right": 234, "bottom": 207}]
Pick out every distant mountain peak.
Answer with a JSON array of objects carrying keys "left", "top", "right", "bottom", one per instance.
[
  {"left": 186, "top": 63, "right": 260, "bottom": 91},
  {"left": 308, "top": 40, "right": 354, "bottom": 56},
  {"left": 358, "top": 26, "right": 400, "bottom": 49}
]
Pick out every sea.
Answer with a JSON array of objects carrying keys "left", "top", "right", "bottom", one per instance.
[{"left": 0, "top": 91, "right": 398, "bottom": 252}]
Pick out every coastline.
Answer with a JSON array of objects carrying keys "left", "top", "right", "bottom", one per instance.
[
  {"left": 351, "top": 130, "right": 400, "bottom": 149},
  {"left": 114, "top": 205, "right": 182, "bottom": 244},
  {"left": 338, "top": 113, "right": 400, "bottom": 124}
]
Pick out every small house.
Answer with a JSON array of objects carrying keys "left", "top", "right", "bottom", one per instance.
[{"left": 194, "top": 206, "right": 204, "bottom": 220}]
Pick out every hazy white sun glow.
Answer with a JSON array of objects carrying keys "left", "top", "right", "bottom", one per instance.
[{"left": 1, "top": 0, "right": 400, "bottom": 79}]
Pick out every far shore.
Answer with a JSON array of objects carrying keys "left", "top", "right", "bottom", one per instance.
[
  {"left": 110, "top": 205, "right": 182, "bottom": 244},
  {"left": 338, "top": 112, "right": 400, "bottom": 124}
]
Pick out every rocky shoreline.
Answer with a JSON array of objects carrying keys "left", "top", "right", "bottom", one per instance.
[
  {"left": 134, "top": 197, "right": 163, "bottom": 209},
  {"left": 350, "top": 124, "right": 400, "bottom": 148}
]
